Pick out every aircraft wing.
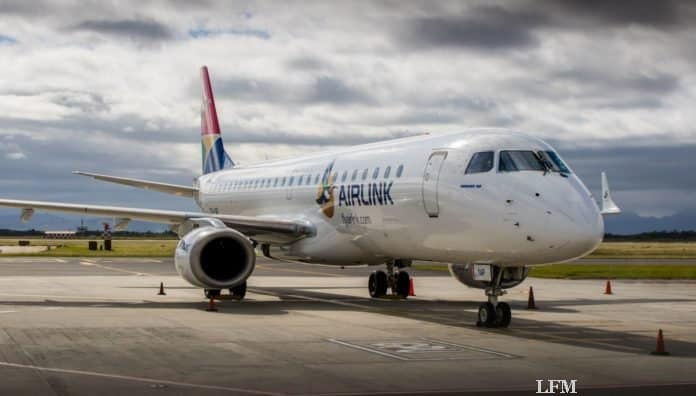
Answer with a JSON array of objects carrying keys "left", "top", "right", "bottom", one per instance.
[
  {"left": 0, "top": 199, "right": 314, "bottom": 244},
  {"left": 73, "top": 171, "right": 197, "bottom": 198}
]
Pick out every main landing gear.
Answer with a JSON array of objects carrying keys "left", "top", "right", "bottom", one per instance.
[
  {"left": 204, "top": 281, "right": 247, "bottom": 300},
  {"left": 368, "top": 260, "right": 411, "bottom": 298},
  {"left": 477, "top": 267, "right": 511, "bottom": 328}
]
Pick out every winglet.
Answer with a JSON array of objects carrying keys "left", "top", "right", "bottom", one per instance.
[{"left": 601, "top": 172, "right": 621, "bottom": 215}]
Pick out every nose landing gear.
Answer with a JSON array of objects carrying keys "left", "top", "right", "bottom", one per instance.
[{"left": 477, "top": 267, "right": 512, "bottom": 328}]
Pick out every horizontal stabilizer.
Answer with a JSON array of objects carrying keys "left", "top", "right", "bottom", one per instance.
[
  {"left": 600, "top": 172, "right": 621, "bottom": 215},
  {"left": 73, "top": 171, "right": 197, "bottom": 198}
]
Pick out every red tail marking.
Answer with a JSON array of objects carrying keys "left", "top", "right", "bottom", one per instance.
[{"left": 201, "top": 66, "right": 221, "bottom": 136}]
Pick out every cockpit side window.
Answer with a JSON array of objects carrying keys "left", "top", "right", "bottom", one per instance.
[
  {"left": 465, "top": 151, "right": 494, "bottom": 174},
  {"left": 499, "top": 151, "right": 546, "bottom": 172},
  {"left": 538, "top": 151, "right": 571, "bottom": 174}
]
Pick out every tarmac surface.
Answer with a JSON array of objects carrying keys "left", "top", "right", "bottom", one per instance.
[{"left": 0, "top": 256, "right": 694, "bottom": 395}]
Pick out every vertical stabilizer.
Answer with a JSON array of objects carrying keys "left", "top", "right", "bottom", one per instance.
[{"left": 200, "top": 66, "right": 234, "bottom": 174}]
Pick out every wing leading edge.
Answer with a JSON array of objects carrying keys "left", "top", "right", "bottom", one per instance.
[{"left": 0, "top": 199, "right": 314, "bottom": 244}]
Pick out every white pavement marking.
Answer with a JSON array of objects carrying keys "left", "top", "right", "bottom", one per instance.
[
  {"left": 55, "top": 259, "right": 67, "bottom": 263},
  {"left": 0, "top": 310, "right": 18, "bottom": 314},
  {"left": 79, "top": 261, "right": 150, "bottom": 276},
  {"left": 0, "top": 292, "right": 147, "bottom": 302},
  {"left": 0, "top": 361, "right": 283, "bottom": 396},
  {"left": 327, "top": 339, "right": 408, "bottom": 361},
  {"left": 427, "top": 338, "right": 516, "bottom": 358}
]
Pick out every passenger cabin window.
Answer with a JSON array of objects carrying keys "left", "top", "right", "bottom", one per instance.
[
  {"left": 351, "top": 169, "right": 358, "bottom": 181},
  {"left": 288, "top": 176, "right": 294, "bottom": 186},
  {"left": 362, "top": 168, "right": 368, "bottom": 180},
  {"left": 499, "top": 151, "right": 546, "bottom": 172},
  {"left": 298, "top": 175, "right": 304, "bottom": 185},
  {"left": 341, "top": 171, "right": 347, "bottom": 182},
  {"left": 372, "top": 167, "right": 380, "bottom": 180},
  {"left": 465, "top": 151, "right": 494, "bottom": 174},
  {"left": 396, "top": 164, "right": 404, "bottom": 178},
  {"left": 384, "top": 166, "right": 391, "bottom": 179},
  {"left": 281, "top": 177, "right": 286, "bottom": 186}
]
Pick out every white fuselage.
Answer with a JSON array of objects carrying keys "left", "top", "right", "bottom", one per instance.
[{"left": 195, "top": 129, "right": 604, "bottom": 267}]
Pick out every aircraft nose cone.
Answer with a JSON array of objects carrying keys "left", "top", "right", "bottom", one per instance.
[{"left": 564, "top": 201, "right": 604, "bottom": 259}]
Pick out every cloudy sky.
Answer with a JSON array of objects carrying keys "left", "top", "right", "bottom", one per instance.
[{"left": 1, "top": 0, "right": 695, "bottom": 221}]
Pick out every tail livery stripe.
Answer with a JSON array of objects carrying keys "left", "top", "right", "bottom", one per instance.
[
  {"left": 201, "top": 66, "right": 221, "bottom": 136},
  {"left": 200, "top": 66, "right": 234, "bottom": 174}
]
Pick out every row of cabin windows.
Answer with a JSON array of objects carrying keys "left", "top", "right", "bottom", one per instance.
[{"left": 212, "top": 164, "right": 405, "bottom": 192}]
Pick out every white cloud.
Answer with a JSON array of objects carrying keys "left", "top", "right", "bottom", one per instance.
[{"left": 0, "top": 0, "right": 694, "bottom": 218}]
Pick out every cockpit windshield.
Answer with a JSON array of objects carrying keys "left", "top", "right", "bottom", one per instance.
[
  {"left": 538, "top": 151, "right": 571, "bottom": 174},
  {"left": 498, "top": 151, "right": 546, "bottom": 172}
]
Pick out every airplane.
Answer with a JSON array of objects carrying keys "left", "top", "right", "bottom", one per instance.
[{"left": 0, "top": 66, "right": 621, "bottom": 328}]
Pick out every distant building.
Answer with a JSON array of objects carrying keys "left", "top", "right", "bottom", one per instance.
[{"left": 44, "top": 231, "right": 77, "bottom": 239}]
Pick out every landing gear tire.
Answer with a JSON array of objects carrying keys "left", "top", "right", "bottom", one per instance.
[
  {"left": 477, "top": 302, "right": 496, "bottom": 327},
  {"left": 369, "top": 270, "right": 388, "bottom": 298},
  {"left": 495, "top": 302, "right": 511, "bottom": 328},
  {"left": 394, "top": 271, "right": 410, "bottom": 298},
  {"left": 204, "top": 289, "right": 221, "bottom": 299},
  {"left": 229, "top": 282, "right": 247, "bottom": 300}
]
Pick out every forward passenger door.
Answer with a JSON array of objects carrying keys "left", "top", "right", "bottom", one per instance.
[{"left": 422, "top": 151, "right": 447, "bottom": 217}]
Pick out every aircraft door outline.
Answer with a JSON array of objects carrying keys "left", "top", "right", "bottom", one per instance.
[{"left": 422, "top": 151, "right": 447, "bottom": 217}]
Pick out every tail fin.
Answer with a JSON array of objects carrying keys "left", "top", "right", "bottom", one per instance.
[{"left": 200, "top": 66, "right": 234, "bottom": 174}]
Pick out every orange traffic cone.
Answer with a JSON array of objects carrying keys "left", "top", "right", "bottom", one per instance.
[
  {"left": 526, "top": 286, "right": 537, "bottom": 309},
  {"left": 206, "top": 297, "right": 218, "bottom": 312},
  {"left": 408, "top": 278, "right": 416, "bottom": 296},
  {"left": 158, "top": 282, "right": 166, "bottom": 296},
  {"left": 651, "top": 329, "right": 669, "bottom": 355},
  {"left": 604, "top": 280, "right": 613, "bottom": 295}
]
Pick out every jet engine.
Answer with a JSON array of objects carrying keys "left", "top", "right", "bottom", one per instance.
[
  {"left": 448, "top": 263, "right": 528, "bottom": 289},
  {"left": 174, "top": 226, "right": 256, "bottom": 289}
]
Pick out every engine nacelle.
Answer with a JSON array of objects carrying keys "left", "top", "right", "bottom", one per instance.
[
  {"left": 448, "top": 264, "right": 528, "bottom": 289},
  {"left": 174, "top": 226, "right": 256, "bottom": 289}
]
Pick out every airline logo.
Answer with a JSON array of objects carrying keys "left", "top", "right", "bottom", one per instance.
[
  {"left": 316, "top": 161, "right": 395, "bottom": 219},
  {"left": 315, "top": 161, "right": 337, "bottom": 218}
]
